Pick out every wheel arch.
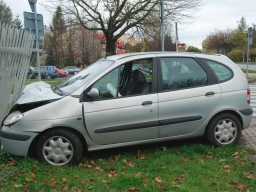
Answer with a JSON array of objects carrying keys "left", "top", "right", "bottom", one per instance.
[
  {"left": 204, "top": 110, "right": 243, "bottom": 136},
  {"left": 28, "top": 126, "right": 88, "bottom": 156}
]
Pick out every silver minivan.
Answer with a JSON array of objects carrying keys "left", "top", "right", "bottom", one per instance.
[{"left": 0, "top": 52, "right": 253, "bottom": 166}]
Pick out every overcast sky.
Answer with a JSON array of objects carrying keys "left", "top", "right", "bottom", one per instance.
[{"left": 5, "top": 0, "right": 256, "bottom": 49}]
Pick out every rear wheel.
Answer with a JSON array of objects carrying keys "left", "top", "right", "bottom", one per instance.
[
  {"left": 206, "top": 113, "right": 241, "bottom": 147},
  {"left": 36, "top": 129, "right": 83, "bottom": 166},
  {"left": 47, "top": 75, "right": 51, "bottom": 79}
]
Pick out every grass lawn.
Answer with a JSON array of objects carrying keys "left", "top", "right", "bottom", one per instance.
[
  {"left": 241, "top": 69, "right": 256, "bottom": 73},
  {"left": 25, "top": 78, "right": 68, "bottom": 87},
  {"left": 0, "top": 139, "right": 255, "bottom": 191}
]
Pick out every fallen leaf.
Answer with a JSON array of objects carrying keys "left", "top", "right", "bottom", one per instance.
[
  {"left": 126, "top": 187, "right": 140, "bottom": 192},
  {"left": 73, "top": 175, "right": 79, "bottom": 179},
  {"left": 230, "top": 180, "right": 238, "bottom": 185},
  {"left": 225, "top": 169, "right": 231, "bottom": 174},
  {"left": 62, "top": 178, "right": 69, "bottom": 183},
  {"left": 172, "top": 181, "right": 180, "bottom": 188},
  {"left": 23, "top": 184, "right": 29, "bottom": 192},
  {"left": 139, "top": 155, "right": 147, "bottom": 160},
  {"left": 80, "top": 180, "right": 87, "bottom": 185},
  {"left": 39, "top": 188, "right": 46, "bottom": 192},
  {"left": 243, "top": 171, "right": 254, "bottom": 179},
  {"left": 235, "top": 184, "right": 247, "bottom": 191},
  {"left": 135, "top": 172, "right": 141, "bottom": 176},
  {"left": 123, "top": 159, "right": 134, "bottom": 167},
  {"left": 30, "top": 173, "right": 36, "bottom": 179},
  {"left": 49, "top": 178, "right": 57, "bottom": 186},
  {"left": 120, "top": 167, "right": 126, "bottom": 171},
  {"left": 62, "top": 186, "right": 69, "bottom": 191},
  {"left": 232, "top": 152, "right": 239, "bottom": 157},
  {"left": 154, "top": 177, "right": 163, "bottom": 184},
  {"left": 162, "top": 147, "right": 167, "bottom": 151},
  {"left": 109, "top": 167, "right": 117, "bottom": 176},
  {"left": 223, "top": 165, "right": 230, "bottom": 169},
  {"left": 94, "top": 166, "right": 104, "bottom": 172},
  {"left": 160, "top": 185, "right": 167, "bottom": 191}
]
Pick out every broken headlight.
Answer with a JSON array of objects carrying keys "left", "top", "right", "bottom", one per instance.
[{"left": 3, "top": 111, "right": 23, "bottom": 126}]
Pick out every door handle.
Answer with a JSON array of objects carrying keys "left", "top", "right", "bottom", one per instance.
[
  {"left": 205, "top": 92, "right": 215, "bottom": 96},
  {"left": 142, "top": 101, "right": 152, "bottom": 106}
]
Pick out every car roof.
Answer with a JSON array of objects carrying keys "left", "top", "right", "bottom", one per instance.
[{"left": 104, "top": 52, "right": 223, "bottom": 61}]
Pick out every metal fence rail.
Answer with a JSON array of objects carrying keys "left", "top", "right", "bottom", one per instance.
[{"left": 0, "top": 22, "right": 35, "bottom": 124}]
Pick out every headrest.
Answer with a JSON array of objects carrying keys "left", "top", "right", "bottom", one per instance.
[{"left": 132, "top": 70, "right": 146, "bottom": 84}]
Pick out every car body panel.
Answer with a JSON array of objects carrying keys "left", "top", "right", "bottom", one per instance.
[
  {"left": 84, "top": 94, "right": 158, "bottom": 145},
  {"left": 158, "top": 84, "right": 221, "bottom": 137}
]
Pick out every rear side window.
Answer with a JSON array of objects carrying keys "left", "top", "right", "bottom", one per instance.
[
  {"left": 160, "top": 57, "right": 207, "bottom": 91},
  {"left": 202, "top": 59, "right": 233, "bottom": 82}
]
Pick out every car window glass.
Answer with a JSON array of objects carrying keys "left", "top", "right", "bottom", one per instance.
[
  {"left": 202, "top": 59, "right": 233, "bottom": 81},
  {"left": 118, "top": 59, "right": 152, "bottom": 96},
  {"left": 89, "top": 59, "right": 153, "bottom": 100},
  {"left": 160, "top": 57, "right": 208, "bottom": 91},
  {"left": 92, "top": 68, "right": 119, "bottom": 99},
  {"left": 131, "top": 60, "right": 153, "bottom": 83}
]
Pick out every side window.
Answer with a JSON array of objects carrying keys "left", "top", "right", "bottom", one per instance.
[
  {"left": 92, "top": 68, "right": 119, "bottom": 99},
  {"left": 160, "top": 57, "right": 208, "bottom": 91},
  {"left": 203, "top": 59, "right": 233, "bottom": 82}
]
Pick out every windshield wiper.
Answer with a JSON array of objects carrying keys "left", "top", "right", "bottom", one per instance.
[{"left": 53, "top": 86, "right": 63, "bottom": 93}]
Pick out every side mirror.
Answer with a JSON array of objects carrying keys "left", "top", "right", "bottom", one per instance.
[{"left": 87, "top": 88, "right": 100, "bottom": 98}]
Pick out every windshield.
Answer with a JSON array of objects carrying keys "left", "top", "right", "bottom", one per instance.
[{"left": 53, "top": 59, "right": 115, "bottom": 96}]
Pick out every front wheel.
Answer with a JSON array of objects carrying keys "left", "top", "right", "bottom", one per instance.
[
  {"left": 47, "top": 75, "right": 52, "bottom": 79},
  {"left": 205, "top": 113, "right": 241, "bottom": 147},
  {"left": 36, "top": 129, "right": 83, "bottom": 166}
]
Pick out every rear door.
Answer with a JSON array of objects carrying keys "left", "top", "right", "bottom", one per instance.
[{"left": 157, "top": 57, "right": 221, "bottom": 137}]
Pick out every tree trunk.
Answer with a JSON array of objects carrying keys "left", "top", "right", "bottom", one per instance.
[{"left": 105, "top": 35, "right": 116, "bottom": 56}]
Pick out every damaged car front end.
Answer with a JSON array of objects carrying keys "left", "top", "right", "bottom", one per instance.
[{"left": 0, "top": 59, "right": 114, "bottom": 165}]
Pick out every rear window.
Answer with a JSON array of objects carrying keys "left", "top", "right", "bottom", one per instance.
[{"left": 202, "top": 59, "right": 233, "bottom": 82}]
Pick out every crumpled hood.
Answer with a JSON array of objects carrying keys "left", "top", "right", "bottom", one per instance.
[{"left": 16, "top": 81, "right": 62, "bottom": 105}]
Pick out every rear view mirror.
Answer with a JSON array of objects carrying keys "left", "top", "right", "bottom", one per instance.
[{"left": 87, "top": 88, "right": 100, "bottom": 98}]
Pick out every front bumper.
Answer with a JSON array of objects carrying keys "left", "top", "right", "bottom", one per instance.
[{"left": 0, "top": 126, "right": 38, "bottom": 157}]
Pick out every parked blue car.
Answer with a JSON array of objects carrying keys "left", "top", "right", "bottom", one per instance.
[{"left": 34, "top": 66, "right": 59, "bottom": 79}]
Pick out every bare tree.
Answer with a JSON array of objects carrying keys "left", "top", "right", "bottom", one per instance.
[{"left": 41, "top": 0, "right": 204, "bottom": 55}]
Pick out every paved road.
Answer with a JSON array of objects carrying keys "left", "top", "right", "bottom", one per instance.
[
  {"left": 237, "top": 64, "right": 256, "bottom": 71},
  {"left": 250, "top": 84, "right": 256, "bottom": 117}
]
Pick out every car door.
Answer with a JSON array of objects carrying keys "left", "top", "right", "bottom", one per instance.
[
  {"left": 157, "top": 57, "right": 221, "bottom": 137},
  {"left": 82, "top": 58, "right": 158, "bottom": 145}
]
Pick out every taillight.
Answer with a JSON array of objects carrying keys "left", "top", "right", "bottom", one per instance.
[{"left": 247, "top": 89, "right": 250, "bottom": 104}]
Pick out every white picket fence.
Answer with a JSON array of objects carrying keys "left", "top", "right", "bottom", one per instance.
[{"left": 0, "top": 22, "right": 35, "bottom": 124}]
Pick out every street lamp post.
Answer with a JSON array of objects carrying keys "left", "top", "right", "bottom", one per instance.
[{"left": 160, "top": 0, "right": 164, "bottom": 52}]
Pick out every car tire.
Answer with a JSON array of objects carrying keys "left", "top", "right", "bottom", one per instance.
[
  {"left": 36, "top": 129, "right": 83, "bottom": 166},
  {"left": 34, "top": 74, "right": 38, "bottom": 79},
  {"left": 47, "top": 75, "right": 51, "bottom": 79},
  {"left": 205, "top": 113, "right": 241, "bottom": 147}
]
